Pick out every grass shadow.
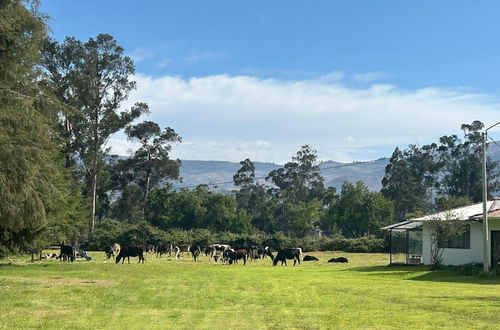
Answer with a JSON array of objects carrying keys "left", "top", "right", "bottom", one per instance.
[{"left": 347, "top": 264, "right": 500, "bottom": 284}]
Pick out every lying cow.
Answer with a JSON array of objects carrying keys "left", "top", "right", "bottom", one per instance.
[
  {"left": 116, "top": 246, "right": 145, "bottom": 264},
  {"left": 303, "top": 255, "right": 319, "bottom": 261},
  {"left": 328, "top": 257, "right": 348, "bottom": 263},
  {"left": 273, "top": 248, "right": 302, "bottom": 266},
  {"left": 59, "top": 245, "right": 75, "bottom": 262},
  {"left": 105, "top": 243, "right": 121, "bottom": 259}
]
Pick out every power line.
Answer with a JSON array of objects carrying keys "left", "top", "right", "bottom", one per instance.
[{"left": 172, "top": 157, "right": 389, "bottom": 190}]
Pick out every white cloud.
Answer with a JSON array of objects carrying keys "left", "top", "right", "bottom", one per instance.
[
  {"left": 128, "top": 47, "right": 155, "bottom": 62},
  {"left": 113, "top": 73, "right": 500, "bottom": 163},
  {"left": 184, "top": 50, "right": 229, "bottom": 64},
  {"left": 351, "top": 71, "right": 387, "bottom": 83}
]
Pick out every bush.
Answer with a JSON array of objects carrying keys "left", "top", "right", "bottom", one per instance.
[{"left": 458, "top": 263, "right": 482, "bottom": 276}]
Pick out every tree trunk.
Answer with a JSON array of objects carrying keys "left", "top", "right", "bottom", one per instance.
[{"left": 90, "top": 169, "right": 97, "bottom": 233}]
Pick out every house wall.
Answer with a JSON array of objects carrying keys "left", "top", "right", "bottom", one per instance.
[{"left": 421, "top": 221, "right": 500, "bottom": 266}]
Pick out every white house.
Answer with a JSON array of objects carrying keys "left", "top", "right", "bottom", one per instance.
[{"left": 383, "top": 199, "right": 500, "bottom": 266}]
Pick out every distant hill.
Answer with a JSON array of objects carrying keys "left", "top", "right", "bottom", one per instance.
[
  {"left": 173, "top": 141, "right": 500, "bottom": 193},
  {"left": 174, "top": 158, "right": 389, "bottom": 192}
]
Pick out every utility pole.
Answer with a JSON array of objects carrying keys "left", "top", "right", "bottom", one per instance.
[{"left": 483, "top": 121, "right": 500, "bottom": 272}]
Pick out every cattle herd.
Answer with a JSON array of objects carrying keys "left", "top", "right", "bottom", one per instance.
[
  {"left": 101, "top": 244, "right": 348, "bottom": 266},
  {"left": 55, "top": 243, "right": 349, "bottom": 265},
  {"left": 53, "top": 243, "right": 349, "bottom": 266}
]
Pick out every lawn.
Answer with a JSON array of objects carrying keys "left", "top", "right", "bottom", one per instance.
[{"left": 0, "top": 251, "right": 499, "bottom": 329}]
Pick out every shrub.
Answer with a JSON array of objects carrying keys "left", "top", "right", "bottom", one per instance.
[{"left": 458, "top": 263, "right": 482, "bottom": 276}]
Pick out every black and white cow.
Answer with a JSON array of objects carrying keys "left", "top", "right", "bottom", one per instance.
[
  {"left": 327, "top": 257, "right": 348, "bottom": 263},
  {"left": 174, "top": 244, "right": 191, "bottom": 260},
  {"left": 105, "top": 243, "right": 121, "bottom": 259},
  {"left": 272, "top": 248, "right": 302, "bottom": 266},
  {"left": 190, "top": 246, "right": 202, "bottom": 262}
]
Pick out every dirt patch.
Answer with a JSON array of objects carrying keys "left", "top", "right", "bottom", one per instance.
[{"left": 0, "top": 276, "right": 115, "bottom": 287}]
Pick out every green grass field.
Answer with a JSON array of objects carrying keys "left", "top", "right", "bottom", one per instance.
[{"left": 1, "top": 251, "right": 499, "bottom": 329}]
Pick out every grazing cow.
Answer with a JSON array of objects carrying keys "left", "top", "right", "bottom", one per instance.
[
  {"left": 175, "top": 244, "right": 190, "bottom": 260},
  {"left": 116, "top": 246, "right": 145, "bottom": 264},
  {"left": 327, "top": 257, "right": 348, "bottom": 263},
  {"left": 207, "top": 244, "right": 231, "bottom": 263},
  {"left": 156, "top": 244, "right": 172, "bottom": 258},
  {"left": 250, "top": 246, "right": 274, "bottom": 261},
  {"left": 224, "top": 249, "right": 248, "bottom": 265},
  {"left": 59, "top": 245, "right": 75, "bottom": 262},
  {"left": 272, "top": 248, "right": 302, "bottom": 266},
  {"left": 105, "top": 243, "right": 121, "bottom": 259},
  {"left": 303, "top": 255, "right": 319, "bottom": 261},
  {"left": 190, "top": 246, "right": 202, "bottom": 262}
]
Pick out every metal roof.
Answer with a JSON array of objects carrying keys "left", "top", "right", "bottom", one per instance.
[{"left": 383, "top": 199, "right": 500, "bottom": 230}]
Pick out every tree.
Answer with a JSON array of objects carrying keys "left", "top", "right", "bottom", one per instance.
[
  {"left": 41, "top": 34, "right": 149, "bottom": 232},
  {"left": 123, "top": 121, "right": 181, "bottom": 200},
  {"left": 267, "top": 145, "right": 325, "bottom": 203},
  {"left": 436, "top": 121, "right": 499, "bottom": 202},
  {"left": 0, "top": 1, "right": 81, "bottom": 256},
  {"left": 382, "top": 145, "right": 438, "bottom": 221},
  {"left": 428, "top": 215, "right": 468, "bottom": 268},
  {"left": 325, "top": 182, "right": 394, "bottom": 237}
]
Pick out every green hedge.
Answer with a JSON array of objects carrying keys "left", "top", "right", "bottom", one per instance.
[{"left": 83, "top": 220, "right": 386, "bottom": 253}]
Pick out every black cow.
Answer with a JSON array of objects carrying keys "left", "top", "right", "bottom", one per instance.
[
  {"left": 156, "top": 244, "right": 172, "bottom": 258},
  {"left": 116, "top": 246, "right": 145, "bottom": 264},
  {"left": 59, "top": 245, "right": 75, "bottom": 262},
  {"left": 190, "top": 246, "right": 202, "bottom": 262},
  {"left": 327, "top": 257, "right": 348, "bottom": 263},
  {"left": 303, "top": 255, "right": 319, "bottom": 261},
  {"left": 273, "top": 248, "right": 302, "bottom": 266}
]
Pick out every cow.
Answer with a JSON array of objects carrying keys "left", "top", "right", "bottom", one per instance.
[
  {"left": 250, "top": 246, "right": 274, "bottom": 261},
  {"left": 59, "top": 245, "right": 75, "bottom": 262},
  {"left": 273, "top": 248, "right": 302, "bottom": 266},
  {"left": 190, "top": 246, "right": 202, "bottom": 262},
  {"left": 303, "top": 255, "right": 319, "bottom": 261},
  {"left": 327, "top": 257, "right": 348, "bottom": 263},
  {"left": 224, "top": 249, "right": 248, "bottom": 265},
  {"left": 206, "top": 244, "right": 231, "bottom": 263},
  {"left": 116, "top": 246, "right": 145, "bottom": 264},
  {"left": 156, "top": 244, "right": 172, "bottom": 258},
  {"left": 105, "top": 243, "right": 121, "bottom": 260},
  {"left": 174, "top": 244, "right": 190, "bottom": 260}
]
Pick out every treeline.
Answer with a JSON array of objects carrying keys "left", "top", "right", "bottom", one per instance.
[
  {"left": 1, "top": 1, "right": 498, "bottom": 258},
  {"left": 382, "top": 121, "right": 500, "bottom": 221}
]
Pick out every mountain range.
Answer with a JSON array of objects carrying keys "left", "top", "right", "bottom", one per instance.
[{"left": 173, "top": 141, "right": 500, "bottom": 193}]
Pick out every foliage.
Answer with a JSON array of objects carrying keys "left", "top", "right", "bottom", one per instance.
[
  {"left": 0, "top": 0, "right": 83, "bottom": 256},
  {"left": 41, "top": 34, "right": 149, "bottom": 232},
  {"left": 382, "top": 121, "right": 500, "bottom": 220},
  {"left": 428, "top": 215, "right": 469, "bottom": 268},
  {"left": 322, "top": 181, "right": 394, "bottom": 237}
]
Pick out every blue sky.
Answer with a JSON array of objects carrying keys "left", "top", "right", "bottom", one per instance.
[{"left": 41, "top": 1, "right": 500, "bottom": 163}]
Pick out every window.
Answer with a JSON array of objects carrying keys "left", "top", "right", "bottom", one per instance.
[{"left": 439, "top": 227, "right": 470, "bottom": 249}]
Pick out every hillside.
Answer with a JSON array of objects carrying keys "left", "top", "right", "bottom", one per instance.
[
  {"left": 173, "top": 141, "right": 500, "bottom": 192},
  {"left": 174, "top": 159, "right": 389, "bottom": 192}
]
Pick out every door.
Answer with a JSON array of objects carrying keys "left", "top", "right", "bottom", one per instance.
[{"left": 491, "top": 231, "right": 500, "bottom": 267}]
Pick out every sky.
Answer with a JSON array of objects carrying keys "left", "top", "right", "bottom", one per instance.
[{"left": 41, "top": 1, "right": 500, "bottom": 163}]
